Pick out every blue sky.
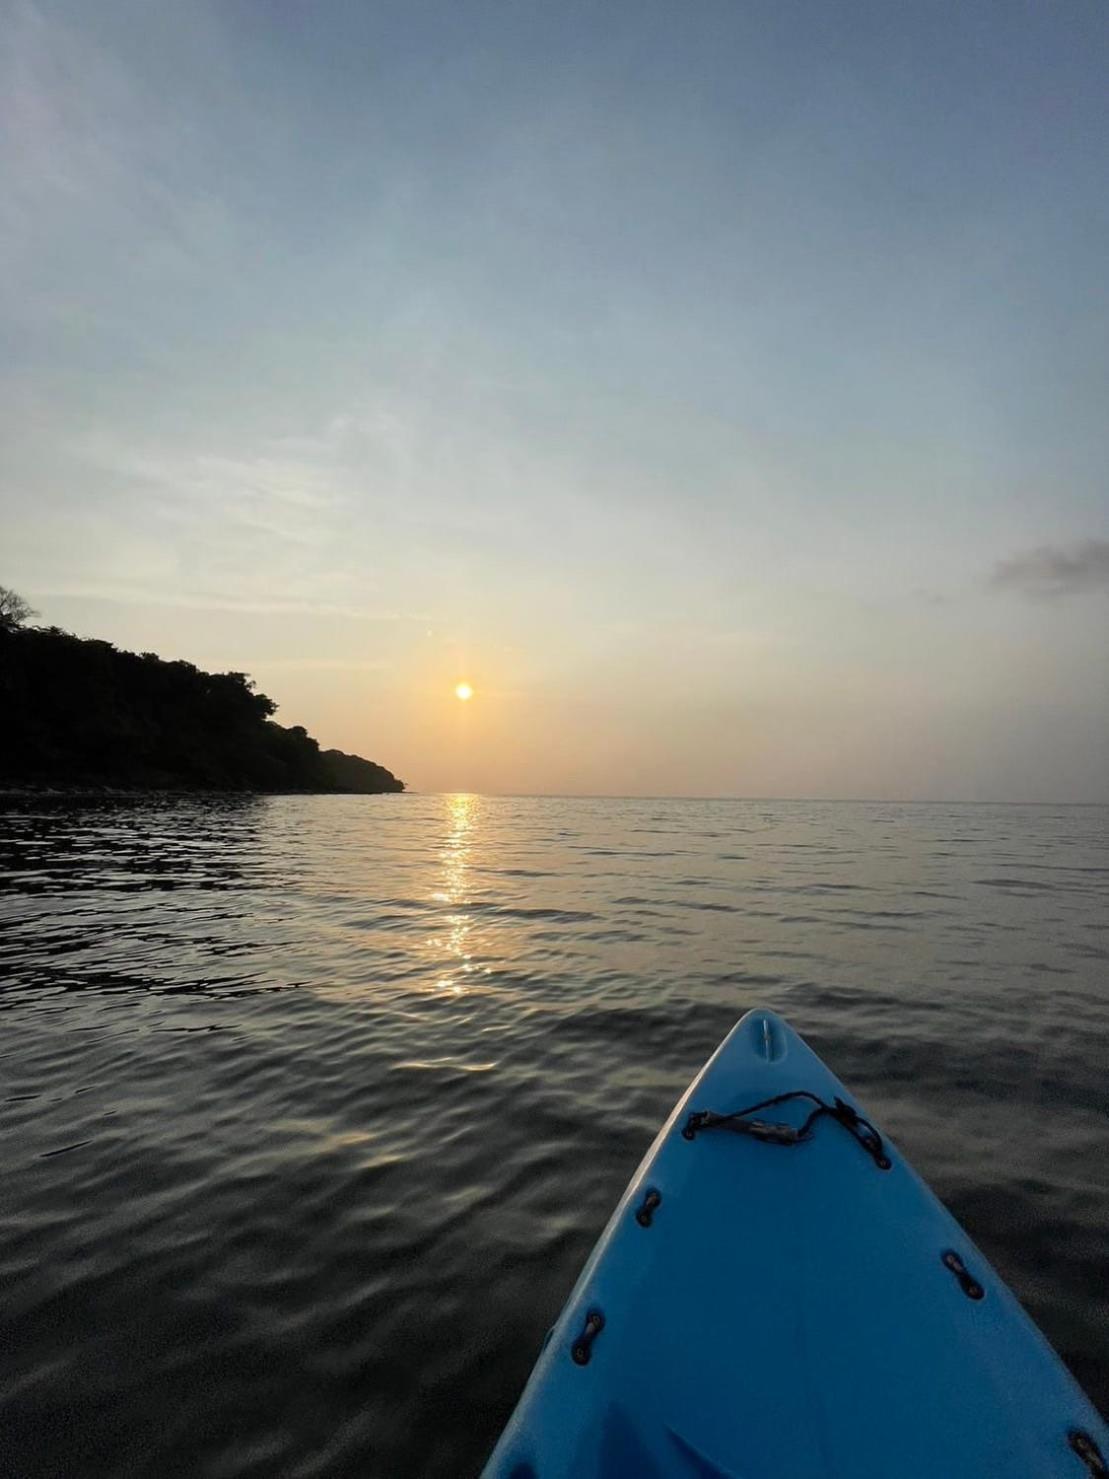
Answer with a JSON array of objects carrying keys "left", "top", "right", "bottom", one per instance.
[{"left": 3, "top": 0, "right": 1107, "bottom": 797}]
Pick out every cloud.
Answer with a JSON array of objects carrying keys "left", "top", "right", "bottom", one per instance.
[
  {"left": 991, "top": 540, "right": 1109, "bottom": 599},
  {"left": 38, "top": 581, "right": 426, "bottom": 623},
  {"left": 222, "top": 657, "right": 394, "bottom": 673}
]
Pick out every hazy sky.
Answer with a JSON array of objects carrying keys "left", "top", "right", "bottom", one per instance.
[{"left": 3, "top": 0, "right": 1108, "bottom": 798}]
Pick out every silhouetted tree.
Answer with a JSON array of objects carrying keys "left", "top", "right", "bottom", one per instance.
[{"left": 0, "top": 586, "right": 36, "bottom": 631}]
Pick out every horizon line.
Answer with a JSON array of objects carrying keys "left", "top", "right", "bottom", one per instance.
[{"left": 399, "top": 792, "right": 1109, "bottom": 807}]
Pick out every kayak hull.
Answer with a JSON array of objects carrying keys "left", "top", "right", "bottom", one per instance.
[{"left": 482, "top": 1009, "right": 1107, "bottom": 1478}]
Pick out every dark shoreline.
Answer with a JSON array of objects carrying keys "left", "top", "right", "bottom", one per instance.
[{"left": 0, "top": 785, "right": 408, "bottom": 800}]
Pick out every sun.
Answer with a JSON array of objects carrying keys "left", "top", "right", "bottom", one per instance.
[{"left": 454, "top": 682, "right": 474, "bottom": 702}]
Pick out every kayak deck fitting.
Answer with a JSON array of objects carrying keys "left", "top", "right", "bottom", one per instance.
[{"left": 482, "top": 1009, "right": 1108, "bottom": 1478}]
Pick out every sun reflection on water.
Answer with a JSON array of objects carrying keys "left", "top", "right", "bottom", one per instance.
[{"left": 430, "top": 793, "right": 480, "bottom": 996}]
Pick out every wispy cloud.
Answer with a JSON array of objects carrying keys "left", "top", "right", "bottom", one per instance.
[
  {"left": 37, "top": 583, "right": 426, "bottom": 623},
  {"left": 991, "top": 540, "right": 1109, "bottom": 599},
  {"left": 220, "top": 657, "right": 394, "bottom": 673}
]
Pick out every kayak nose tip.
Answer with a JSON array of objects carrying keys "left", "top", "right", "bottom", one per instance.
[{"left": 743, "top": 1008, "right": 788, "bottom": 1062}]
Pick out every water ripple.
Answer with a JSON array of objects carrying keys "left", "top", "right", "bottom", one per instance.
[{"left": 0, "top": 794, "right": 1106, "bottom": 1477}]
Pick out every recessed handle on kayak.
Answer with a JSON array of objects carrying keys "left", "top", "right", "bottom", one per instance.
[{"left": 571, "top": 1309, "right": 605, "bottom": 1366}]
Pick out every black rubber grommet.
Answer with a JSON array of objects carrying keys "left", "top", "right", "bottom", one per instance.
[
  {"left": 571, "top": 1310, "right": 604, "bottom": 1365},
  {"left": 942, "top": 1249, "right": 986, "bottom": 1301},
  {"left": 1068, "top": 1428, "right": 1108, "bottom": 1476},
  {"left": 635, "top": 1189, "right": 662, "bottom": 1227}
]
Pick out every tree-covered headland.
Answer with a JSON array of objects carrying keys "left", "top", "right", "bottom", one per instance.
[{"left": 0, "top": 588, "right": 404, "bottom": 794}]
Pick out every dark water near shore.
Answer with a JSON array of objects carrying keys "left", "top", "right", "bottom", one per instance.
[{"left": 2, "top": 794, "right": 1107, "bottom": 1478}]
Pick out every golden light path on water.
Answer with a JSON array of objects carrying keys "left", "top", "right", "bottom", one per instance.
[
  {"left": 428, "top": 793, "right": 493, "bottom": 1004},
  {"left": 398, "top": 795, "right": 500, "bottom": 1075}
]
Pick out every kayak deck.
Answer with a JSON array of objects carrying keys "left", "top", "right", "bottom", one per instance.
[{"left": 483, "top": 1009, "right": 1108, "bottom": 1478}]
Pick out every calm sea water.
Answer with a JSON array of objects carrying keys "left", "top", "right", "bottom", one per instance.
[{"left": 1, "top": 794, "right": 1107, "bottom": 1477}]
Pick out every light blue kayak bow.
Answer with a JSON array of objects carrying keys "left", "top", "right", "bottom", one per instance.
[{"left": 483, "top": 1009, "right": 1108, "bottom": 1478}]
